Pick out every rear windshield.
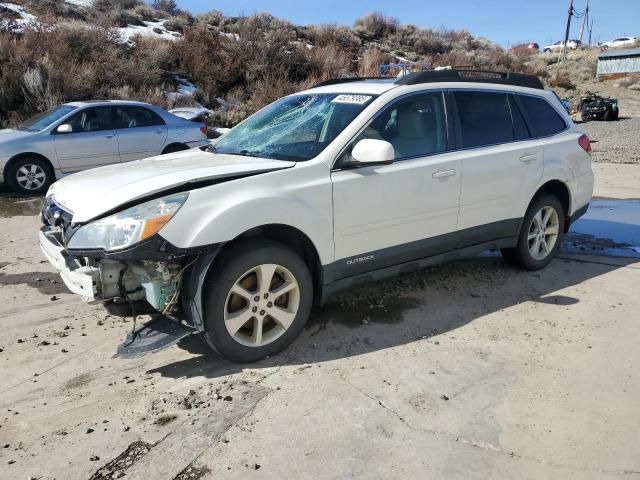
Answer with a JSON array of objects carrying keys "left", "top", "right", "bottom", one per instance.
[{"left": 211, "top": 93, "right": 376, "bottom": 161}]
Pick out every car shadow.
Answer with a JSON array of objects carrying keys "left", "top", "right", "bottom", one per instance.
[{"left": 147, "top": 253, "right": 637, "bottom": 380}]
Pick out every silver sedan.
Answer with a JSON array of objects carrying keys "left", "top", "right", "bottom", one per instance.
[{"left": 0, "top": 100, "right": 208, "bottom": 194}]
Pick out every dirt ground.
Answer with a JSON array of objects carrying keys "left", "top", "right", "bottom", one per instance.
[{"left": 1, "top": 163, "right": 640, "bottom": 480}]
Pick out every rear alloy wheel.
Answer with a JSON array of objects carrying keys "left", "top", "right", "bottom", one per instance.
[
  {"left": 501, "top": 194, "right": 565, "bottom": 270},
  {"left": 6, "top": 157, "right": 53, "bottom": 195},
  {"left": 203, "top": 239, "right": 313, "bottom": 362}
]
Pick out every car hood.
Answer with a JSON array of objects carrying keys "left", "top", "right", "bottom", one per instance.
[
  {"left": 48, "top": 149, "right": 295, "bottom": 222},
  {"left": 0, "top": 128, "right": 32, "bottom": 143}
]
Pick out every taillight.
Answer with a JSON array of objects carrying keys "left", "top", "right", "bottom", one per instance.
[
  {"left": 578, "top": 134, "right": 592, "bottom": 154},
  {"left": 200, "top": 125, "right": 208, "bottom": 136}
]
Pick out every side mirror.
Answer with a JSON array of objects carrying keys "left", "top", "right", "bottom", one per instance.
[
  {"left": 351, "top": 139, "right": 395, "bottom": 166},
  {"left": 56, "top": 124, "right": 72, "bottom": 134}
]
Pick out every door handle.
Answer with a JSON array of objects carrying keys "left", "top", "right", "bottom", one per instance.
[
  {"left": 519, "top": 154, "right": 537, "bottom": 164},
  {"left": 104, "top": 134, "right": 116, "bottom": 139},
  {"left": 432, "top": 169, "right": 457, "bottom": 178},
  {"left": 155, "top": 130, "right": 165, "bottom": 134}
]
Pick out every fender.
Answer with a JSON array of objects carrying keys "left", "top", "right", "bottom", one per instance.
[{"left": 160, "top": 162, "right": 334, "bottom": 266}]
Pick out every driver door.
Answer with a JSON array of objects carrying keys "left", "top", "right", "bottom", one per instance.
[
  {"left": 53, "top": 106, "right": 120, "bottom": 173},
  {"left": 330, "top": 92, "right": 461, "bottom": 279}
]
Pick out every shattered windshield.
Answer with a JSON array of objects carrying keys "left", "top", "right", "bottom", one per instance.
[{"left": 211, "top": 93, "right": 376, "bottom": 161}]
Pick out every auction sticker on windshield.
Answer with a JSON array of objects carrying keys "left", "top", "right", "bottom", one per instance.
[{"left": 331, "top": 94, "right": 372, "bottom": 105}]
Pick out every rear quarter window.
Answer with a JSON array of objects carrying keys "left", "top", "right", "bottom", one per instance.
[{"left": 518, "top": 95, "right": 567, "bottom": 137}]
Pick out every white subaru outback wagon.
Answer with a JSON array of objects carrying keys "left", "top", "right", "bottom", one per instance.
[{"left": 39, "top": 70, "right": 594, "bottom": 362}]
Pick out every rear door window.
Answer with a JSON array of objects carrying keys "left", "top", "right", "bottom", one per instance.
[
  {"left": 508, "top": 96, "right": 531, "bottom": 140},
  {"left": 517, "top": 95, "right": 566, "bottom": 137},
  {"left": 114, "top": 107, "right": 165, "bottom": 128},
  {"left": 454, "top": 91, "right": 514, "bottom": 148}
]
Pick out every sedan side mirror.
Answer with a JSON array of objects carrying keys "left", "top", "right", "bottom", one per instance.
[
  {"left": 56, "top": 124, "right": 72, "bottom": 134},
  {"left": 351, "top": 139, "right": 395, "bottom": 166}
]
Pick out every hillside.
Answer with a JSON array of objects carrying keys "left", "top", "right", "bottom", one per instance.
[{"left": 1, "top": 0, "right": 639, "bottom": 127}]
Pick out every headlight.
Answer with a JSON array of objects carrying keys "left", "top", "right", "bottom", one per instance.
[{"left": 67, "top": 193, "right": 188, "bottom": 251}]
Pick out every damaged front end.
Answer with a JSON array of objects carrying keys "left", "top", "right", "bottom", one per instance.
[{"left": 39, "top": 195, "right": 219, "bottom": 357}]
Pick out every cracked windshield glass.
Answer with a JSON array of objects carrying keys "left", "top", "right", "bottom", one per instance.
[{"left": 211, "top": 93, "right": 375, "bottom": 161}]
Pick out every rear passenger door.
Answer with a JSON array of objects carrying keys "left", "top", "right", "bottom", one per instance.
[
  {"left": 452, "top": 90, "right": 543, "bottom": 240},
  {"left": 113, "top": 106, "right": 168, "bottom": 162}
]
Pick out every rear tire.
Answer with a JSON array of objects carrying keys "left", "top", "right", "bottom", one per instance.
[
  {"left": 6, "top": 156, "right": 53, "bottom": 195},
  {"left": 202, "top": 239, "right": 313, "bottom": 362},
  {"left": 501, "top": 194, "right": 565, "bottom": 270},
  {"left": 162, "top": 144, "right": 189, "bottom": 154}
]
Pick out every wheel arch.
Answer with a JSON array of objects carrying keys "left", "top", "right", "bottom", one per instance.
[
  {"left": 530, "top": 180, "right": 571, "bottom": 232},
  {"left": 4, "top": 152, "right": 55, "bottom": 179},
  {"left": 225, "top": 223, "right": 324, "bottom": 303},
  {"left": 161, "top": 143, "right": 189, "bottom": 154}
]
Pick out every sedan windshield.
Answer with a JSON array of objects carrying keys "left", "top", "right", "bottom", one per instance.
[
  {"left": 19, "top": 105, "right": 77, "bottom": 132},
  {"left": 212, "top": 93, "right": 376, "bottom": 161}
]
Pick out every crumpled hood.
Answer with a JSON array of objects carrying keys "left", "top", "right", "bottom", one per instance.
[{"left": 48, "top": 149, "right": 294, "bottom": 222}]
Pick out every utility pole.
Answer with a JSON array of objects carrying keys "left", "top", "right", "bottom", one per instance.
[
  {"left": 588, "top": 18, "right": 594, "bottom": 46},
  {"left": 578, "top": 0, "right": 589, "bottom": 44},
  {"left": 561, "top": 0, "right": 574, "bottom": 63}
]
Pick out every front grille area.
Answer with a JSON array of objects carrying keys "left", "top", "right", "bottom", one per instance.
[{"left": 41, "top": 196, "right": 73, "bottom": 230}]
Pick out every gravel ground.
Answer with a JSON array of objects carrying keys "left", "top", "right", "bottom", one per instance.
[{"left": 579, "top": 116, "right": 640, "bottom": 165}]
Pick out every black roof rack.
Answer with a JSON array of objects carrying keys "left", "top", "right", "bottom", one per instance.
[
  {"left": 395, "top": 69, "right": 544, "bottom": 90},
  {"left": 312, "top": 77, "right": 390, "bottom": 88}
]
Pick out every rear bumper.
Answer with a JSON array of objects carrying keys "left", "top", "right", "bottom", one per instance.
[{"left": 39, "top": 226, "right": 98, "bottom": 301}]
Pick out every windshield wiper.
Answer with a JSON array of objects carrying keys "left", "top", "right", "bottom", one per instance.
[{"left": 16, "top": 126, "right": 31, "bottom": 131}]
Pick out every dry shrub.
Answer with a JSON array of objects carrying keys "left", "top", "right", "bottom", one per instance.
[
  {"left": 306, "top": 44, "right": 353, "bottom": 81},
  {"left": 549, "top": 72, "right": 576, "bottom": 90},
  {"left": 354, "top": 12, "right": 399, "bottom": 40},
  {"left": 358, "top": 48, "right": 391, "bottom": 76},
  {"left": 616, "top": 74, "right": 640, "bottom": 90}
]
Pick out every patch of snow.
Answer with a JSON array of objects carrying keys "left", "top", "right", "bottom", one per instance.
[
  {"left": 392, "top": 53, "right": 415, "bottom": 64},
  {"left": 65, "top": 0, "right": 94, "bottom": 6},
  {"left": 119, "top": 19, "right": 181, "bottom": 43},
  {"left": 219, "top": 31, "right": 239, "bottom": 41},
  {"left": 0, "top": 2, "right": 40, "bottom": 33},
  {"left": 166, "top": 76, "right": 198, "bottom": 101}
]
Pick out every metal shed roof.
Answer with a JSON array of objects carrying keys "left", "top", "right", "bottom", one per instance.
[{"left": 598, "top": 48, "right": 640, "bottom": 59}]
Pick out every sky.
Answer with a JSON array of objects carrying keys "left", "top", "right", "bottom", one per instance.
[{"left": 177, "top": 0, "right": 639, "bottom": 47}]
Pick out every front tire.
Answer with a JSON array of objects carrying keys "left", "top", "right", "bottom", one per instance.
[
  {"left": 202, "top": 239, "right": 313, "bottom": 362},
  {"left": 6, "top": 157, "right": 53, "bottom": 195},
  {"left": 501, "top": 194, "right": 565, "bottom": 270}
]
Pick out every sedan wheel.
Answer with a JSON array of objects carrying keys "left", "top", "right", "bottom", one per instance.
[
  {"left": 224, "top": 263, "right": 301, "bottom": 348},
  {"left": 6, "top": 157, "right": 53, "bottom": 195},
  {"left": 16, "top": 164, "right": 47, "bottom": 192}
]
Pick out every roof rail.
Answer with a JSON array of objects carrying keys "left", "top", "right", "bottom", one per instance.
[
  {"left": 395, "top": 70, "right": 544, "bottom": 90},
  {"left": 312, "top": 77, "right": 389, "bottom": 88}
]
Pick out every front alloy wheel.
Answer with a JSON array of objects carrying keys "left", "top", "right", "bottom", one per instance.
[
  {"left": 203, "top": 239, "right": 313, "bottom": 362},
  {"left": 6, "top": 157, "right": 53, "bottom": 195},
  {"left": 224, "top": 264, "right": 301, "bottom": 347}
]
